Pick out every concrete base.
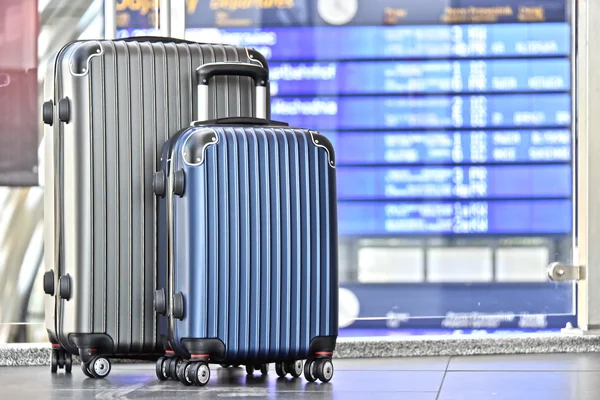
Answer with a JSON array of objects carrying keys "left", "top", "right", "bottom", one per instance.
[{"left": 4, "top": 333, "right": 600, "bottom": 366}]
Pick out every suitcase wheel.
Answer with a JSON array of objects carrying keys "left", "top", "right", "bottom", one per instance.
[
  {"left": 169, "top": 357, "right": 184, "bottom": 381},
  {"left": 64, "top": 353, "right": 72, "bottom": 374},
  {"left": 81, "top": 362, "right": 95, "bottom": 378},
  {"left": 275, "top": 360, "right": 302, "bottom": 378},
  {"left": 50, "top": 348, "right": 72, "bottom": 374},
  {"left": 51, "top": 349, "right": 58, "bottom": 373},
  {"left": 83, "top": 356, "right": 111, "bottom": 379},
  {"left": 245, "top": 364, "right": 269, "bottom": 376},
  {"left": 304, "top": 358, "right": 334, "bottom": 383},
  {"left": 188, "top": 361, "right": 210, "bottom": 386},
  {"left": 155, "top": 357, "right": 169, "bottom": 381},
  {"left": 178, "top": 361, "right": 194, "bottom": 386}
]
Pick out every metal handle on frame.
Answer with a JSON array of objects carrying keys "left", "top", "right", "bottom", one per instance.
[{"left": 195, "top": 62, "right": 269, "bottom": 122}]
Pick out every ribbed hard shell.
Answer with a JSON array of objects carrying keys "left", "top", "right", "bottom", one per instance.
[
  {"left": 44, "top": 39, "right": 265, "bottom": 356},
  {"left": 170, "top": 126, "right": 338, "bottom": 361}
]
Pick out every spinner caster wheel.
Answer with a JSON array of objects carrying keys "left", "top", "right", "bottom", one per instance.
[
  {"left": 88, "top": 356, "right": 111, "bottom": 379},
  {"left": 315, "top": 359, "right": 334, "bottom": 383},
  {"left": 170, "top": 357, "right": 184, "bottom": 381},
  {"left": 287, "top": 360, "right": 303, "bottom": 378},
  {"left": 81, "top": 362, "right": 95, "bottom": 378},
  {"left": 64, "top": 352, "right": 72, "bottom": 374},
  {"left": 220, "top": 364, "right": 230, "bottom": 368},
  {"left": 178, "top": 361, "right": 194, "bottom": 386},
  {"left": 260, "top": 364, "right": 269, "bottom": 375},
  {"left": 57, "top": 351, "right": 65, "bottom": 369},
  {"left": 51, "top": 350, "right": 58, "bottom": 373},
  {"left": 304, "top": 359, "right": 317, "bottom": 383},
  {"left": 156, "top": 357, "right": 169, "bottom": 381},
  {"left": 245, "top": 364, "right": 255, "bottom": 375},
  {"left": 189, "top": 362, "right": 210, "bottom": 386},
  {"left": 275, "top": 362, "right": 286, "bottom": 377}
]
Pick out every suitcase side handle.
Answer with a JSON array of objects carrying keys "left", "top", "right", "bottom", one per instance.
[{"left": 195, "top": 62, "right": 269, "bottom": 122}]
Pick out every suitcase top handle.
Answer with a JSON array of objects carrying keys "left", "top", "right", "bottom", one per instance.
[
  {"left": 195, "top": 62, "right": 269, "bottom": 87},
  {"left": 117, "top": 36, "right": 197, "bottom": 45},
  {"left": 195, "top": 62, "right": 269, "bottom": 121}
]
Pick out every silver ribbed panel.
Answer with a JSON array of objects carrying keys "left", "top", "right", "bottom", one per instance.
[{"left": 54, "top": 39, "right": 258, "bottom": 355}]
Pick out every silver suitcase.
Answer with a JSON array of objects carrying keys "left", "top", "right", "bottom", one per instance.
[{"left": 41, "top": 36, "right": 269, "bottom": 377}]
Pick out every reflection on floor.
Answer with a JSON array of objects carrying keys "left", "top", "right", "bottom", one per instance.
[{"left": 3, "top": 353, "right": 600, "bottom": 399}]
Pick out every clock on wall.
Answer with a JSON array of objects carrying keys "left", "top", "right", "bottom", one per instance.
[{"left": 318, "top": 0, "right": 359, "bottom": 26}]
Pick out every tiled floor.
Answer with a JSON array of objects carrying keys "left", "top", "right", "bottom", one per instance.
[{"left": 3, "top": 354, "right": 600, "bottom": 399}]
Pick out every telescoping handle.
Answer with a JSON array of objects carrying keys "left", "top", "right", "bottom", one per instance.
[{"left": 195, "top": 62, "right": 269, "bottom": 122}]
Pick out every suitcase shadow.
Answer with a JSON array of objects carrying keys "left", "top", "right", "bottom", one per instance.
[{"left": 215, "top": 366, "right": 334, "bottom": 396}]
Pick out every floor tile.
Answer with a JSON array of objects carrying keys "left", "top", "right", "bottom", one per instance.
[
  {"left": 0, "top": 364, "right": 444, "bottom": 400},
  {"left": 448, "top": 353, "right": 600, "bottom": 371},
  {"left": 334, "top": 356, "right": 449, "bottom": 371},
  {"left": 438, "top": 371, "right": 600, "bottom": 400}
]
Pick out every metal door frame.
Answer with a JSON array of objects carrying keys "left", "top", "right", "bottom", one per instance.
[{"left": 552, "top": 0, "right": 600, "bottom": 333}]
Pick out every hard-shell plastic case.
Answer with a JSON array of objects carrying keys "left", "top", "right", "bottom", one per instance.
[
  {"left": 154, "top": 63, "right": 338, "bottom": 386},
  {"left": 42, "top": 37, "right": 269, "bottom": 377}
]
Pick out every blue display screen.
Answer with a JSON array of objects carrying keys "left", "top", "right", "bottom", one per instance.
[
  {"left": 337, "top": 165, "right": 571, "bottom": 200},
  {"left": 338, "top": 200, "right": 572, "bottom": 235},
  {"left": 146, "top": 3, "right": 573, "bottom": 237},
  {"left": 271, "top": 94, "right": 571, "bottom": 130},
  {"left": 269, "top": 59, "right": 571, "bottom": 96},
  {"left": 186, "top": 23, "right": 571, "bottom": 60},
  {"left": 325, "top": 130, "right": 571, "bottom": 165}
]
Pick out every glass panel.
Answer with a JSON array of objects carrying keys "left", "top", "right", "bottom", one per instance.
[
  {"left": 178, "top": 0, "right": 574, "bottom": 336},
  {"left": 0, "top": 0, "right": 105, "bottom": 343}
]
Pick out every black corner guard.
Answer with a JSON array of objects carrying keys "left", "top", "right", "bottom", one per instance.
[
  {"left": 308, "top": 336, "right": 337, "bottom": 357},
  {"left": 69, "top": 333, "right": 114, "bottom": 364},
  {"left": 181, "top": 338, "right": 226, "bottom": 361}
]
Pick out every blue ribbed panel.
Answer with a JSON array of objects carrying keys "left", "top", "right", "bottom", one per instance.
[
  {"left": 319, "top": 149, "right": 331, "bottom": 336},
  {"left": 248, "top": 130, "right": 261, "bottom": 359},
  {"left": 267, "top": 129, "right": 282, "bottom": 359},
  {"left": 298, "top": 133, "right": 313, "bottom": 353},
  {"left": 227, "top": 129, "right": 240, "bottom": 358},
  {"left": 217, "top": 132, "right": 230, "bottom": 347},
  {"left": 186, "top": 159, "right": 207, "bottom": 339},
  {"left": 175, "top": 126, "right": 336, "bottom": 361},
  {"left": 237, "top": 129, "right": 250, "bottom": 359},
  {"left": 278, "top": 130, "right": 292, "bottom": 356},
  {"left": 288, "top": 131, "right": 302, "bottom": 354},
  {"left": 307, "top": 131, "right": 321, "bottom": 347},
  {"left": 206, "top": 144, "right": 219, "bottom": 338},
  {"left": 257, "top": 128, "right": 271, "bottom": 356}
]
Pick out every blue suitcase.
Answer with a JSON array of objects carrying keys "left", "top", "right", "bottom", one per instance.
[{"left": 153, "top": 63, "right": 339, "bottom": 386}]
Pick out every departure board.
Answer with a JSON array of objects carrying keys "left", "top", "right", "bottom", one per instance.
[{"left": 118, "top": 0, "right": 573, "bottom": 237}]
